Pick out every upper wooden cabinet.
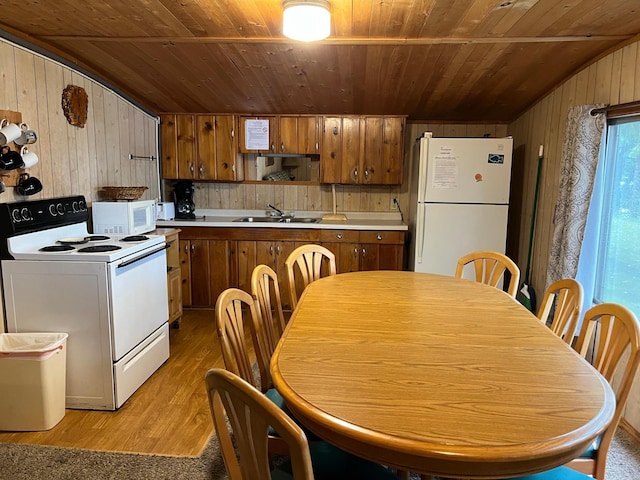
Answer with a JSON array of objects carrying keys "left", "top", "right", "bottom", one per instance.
[
  {"left": 238, "top": 115, "right": 319, "bottom": 155},
  {"left": 321, "top": 115, "right": 405, "bottom": 185},
  {"left": 160, "top": 114, "right": 239, "bottom": 181}
]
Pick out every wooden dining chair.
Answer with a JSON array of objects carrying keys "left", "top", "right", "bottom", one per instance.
[
  {"left": 206, "top": 368, "right": 400, "bottom": 480},
  {"left": 251, "top": 264, "right": 287, "bottom": 356},
  {"left": 564, "top": 302, "right": 640, "bottom": 480},
  {"left": 285, "top": 244, "right": 337, "bottom": 309},
  {"left": 536, "top": 278, "right": 583, "bottom": 345},
  {"left": 454, "top": 250, "right": 520, "bottom": 297},
  {"left": 214, "top": 287, "right": 288, "bottom": 455}
]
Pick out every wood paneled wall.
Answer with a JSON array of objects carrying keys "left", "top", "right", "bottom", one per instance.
[
  {"left": 0, "top": 38, "right": 159, "bottom": 204},
  {"left": 508, "top": 39, "right": 640, "bottom": 298}
]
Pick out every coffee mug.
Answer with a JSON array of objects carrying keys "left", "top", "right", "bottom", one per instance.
[
  {"left": 0, "top": 145, "right": 25, "bottom": 170},
  {"left": 14, "top": 126, "right": 37, "bottom": 146},
  {"left": 0, "top": 119, "right": 25, "bottom": 146},
  {"left": 20, "top": 146, "right": 38, "bottom": 169},
  {"left": 16, "top": 173, "right": 43, "bottom": 196}
]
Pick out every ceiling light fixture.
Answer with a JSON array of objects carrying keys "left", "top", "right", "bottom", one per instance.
[{"left": 282, "top": 0, "right": 331, "bottom": 42}]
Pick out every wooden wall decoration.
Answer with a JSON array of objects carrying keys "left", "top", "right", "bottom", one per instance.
[
  {"left": 61, "top": 85, "right": 89, "bottom": 127},
  {"left": 0, "top": 109, "right": 24, "bottom": 187}
]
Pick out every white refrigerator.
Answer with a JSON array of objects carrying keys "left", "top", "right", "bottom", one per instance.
[{"left": 408, "top": 132, "right": 513, "bottom": 276}]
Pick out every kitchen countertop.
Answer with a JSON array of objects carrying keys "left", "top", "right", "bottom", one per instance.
[{"left": 156, "top": 209, "right": 408, "bottom": 231}]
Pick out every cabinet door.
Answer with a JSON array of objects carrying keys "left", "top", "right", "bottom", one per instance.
[
  {"left": 381, "top": 117, "right": 404, "bottom": 185},
  {"left": 209, "top": 240, "right": 233, "bottom": 304},
  {"left": 297, "top": 116, "right": 319, "bottom": 154},
  {"left": 160, "top": 114, "right": 178, "bottom": 179},
  {"left": 359, "top": 244, "right": 381, "bottom": 271},
  {"left": 338, "top": 243, "right": 360, "bottom": 273},
  {"left": 196, "top": 115, "right": 216, "bottom": 180},
  {"left": 238, "top": 116, "right": 277, "bottom": 154},
  {"left": 279, "top": 116, "right": 298, "bottom": 154},
  {"left": 362, "top": 117, "right": 383, "bottom": 184},
  {"left": 236, "top": 240, "right": 258, "bottom": 293},
  {"left": 168, "top": 268, "right": 183, "bottom": 323},
  {"left": 378, "top": 244, "right": 404, "bottom": 271},
  {"left": 321, "top": 117, "right": 342, "bottom": 183},
  {"left": 190, "top": 239, "right": 211, "bottom": 306},
  {"left": 341, "top": 117, "right": 361, "bottom": 184},
  {"left": 214, "top": 115, "right": 237, "bottom": 181},
  {"left": 177, "top": 115, "right": 196, "bottom": 179},
  {"left": 179, "top": 240, "right": 192, "bottom": 306}
]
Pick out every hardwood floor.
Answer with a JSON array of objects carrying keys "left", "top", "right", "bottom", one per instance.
[{"left": 0, "top": 309, "right": 225, "bottom": 457}]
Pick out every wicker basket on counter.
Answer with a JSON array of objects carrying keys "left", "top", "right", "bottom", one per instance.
[{"left": 100, "top": 186, "right": 148, "bottom": 201}]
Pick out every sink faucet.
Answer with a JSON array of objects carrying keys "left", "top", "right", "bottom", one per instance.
[{"left": 266, "top": 203, "right": 286, "bottom": 217}]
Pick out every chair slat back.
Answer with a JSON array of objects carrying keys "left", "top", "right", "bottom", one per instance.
[
  {"left": 569, "top": 302, "right": 640, "bottom": 479},
  {"left": 206, "top": 368, "right": 314, "bottom": 480},
  {"left": 285, "top": 244, "right": 337, "bottom": 309},
  {"left": 454, "top": 250, "right": 520, "bottom": 297},
  {"left": 215, "top": 288, "right": 272, "bottom": 392},
  {"left": 537, "top": 278, "right": 583, "bottom": 344},
  {"left": 251, "top": 264, "right": 286, "bottom": 357}
]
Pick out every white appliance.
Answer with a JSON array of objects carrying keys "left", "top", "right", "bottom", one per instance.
[
  {"left": 0, "top": 196, "right": 170, "bottom": 410},
  {"left": 408, "top": 132, "right": 513, "bottom": 277},
  {"left": 92, "top": 199, "right": 156, "bottom": 235},
  {"left": 156, "top": 201, "right": 175, "bottom": 220}
]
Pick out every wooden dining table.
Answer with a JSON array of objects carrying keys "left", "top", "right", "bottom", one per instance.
[{"left": 270, "top": 271, "right": 615, "bottom": 479}]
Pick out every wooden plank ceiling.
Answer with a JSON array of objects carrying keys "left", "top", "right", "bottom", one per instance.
[{"left": 1, "top": 0, "right": 639, "bottom": 121}]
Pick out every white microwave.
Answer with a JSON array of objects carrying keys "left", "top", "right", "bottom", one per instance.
[{"left": 92, "top": 199, "right": 157, "bottom": 235}]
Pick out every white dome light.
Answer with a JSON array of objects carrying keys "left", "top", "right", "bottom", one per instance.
[{"left": 283, "top": 0, "right": 331, "bottom": 42}]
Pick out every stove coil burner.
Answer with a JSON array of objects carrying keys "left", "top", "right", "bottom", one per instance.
[
  {"left": 85, "top": 235, "right": 110, "bottom": 242},
  {"left": 39, "top": 245, "right": 75, "bottom": 252},
  {"left": 77, "top": 245, "right": 122, "bottom": 253},
  {"left": 120, "top": 235, "right": 149, "bottom": 242}
]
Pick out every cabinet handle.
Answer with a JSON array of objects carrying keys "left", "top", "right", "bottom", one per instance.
[
  {"left": 191, "top": 244, "right": 196, "bottom": 252},
  {"left": 362, "top": 248, "right": 367, "bottom": 257},
  {"left": 190, "top": 163, "right": 195, "bottom": 174},
  {"left": 333, "top": 126, "right": 338, "bottom": 135},
  {"left": 271, "top": 142, "right": 275, "bottom": 152},
  {"left": 276, "top": 244, "right": 281, "bottom": 255},
  {"left": 364, "top": 169, "right": 369, "bottom": 180},
  {"left": 281, "top": 142, "right": 284, "bottom": 152},
  {"left": 353, "top": 247, "right": 358, "bottom": 258},
  {"left": 270, "top": 245, "right": 274, "bottom": 255},
  {"left": 352, "top": 167, "right": 358, "bottom": 182},
  {"left": 315, "top": 142, "right": 319, "bottom": 152},
  {"left": 199, "top": 165, "right": 204, "bottom": 175},
  {"left": 337, "top": 234, "right": 343, "bottom": 239},
  {"left": 377, "top": 234, "right": 383, "bottom": 240},
  {"left": 184, "top": 244, "right": 189, "bottom": 253}
]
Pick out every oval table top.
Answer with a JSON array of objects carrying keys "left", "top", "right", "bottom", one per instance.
[{"left": 270, "top": 271, "right": 615, "bottom": 478}]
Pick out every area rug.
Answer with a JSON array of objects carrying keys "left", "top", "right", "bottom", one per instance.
[{"left": 1, "top": 428, "right": 639, "bottom": 479}]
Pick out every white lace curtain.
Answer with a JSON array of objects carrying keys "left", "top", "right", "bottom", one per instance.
[{"left": 545, "top": 104, "right": 606, "bottom": 289}]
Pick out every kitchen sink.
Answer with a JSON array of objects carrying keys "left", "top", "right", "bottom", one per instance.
[{"left": 234, "top": 216, "right": 320, "bottom": 224}]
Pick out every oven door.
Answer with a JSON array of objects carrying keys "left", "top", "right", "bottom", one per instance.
[{"left": 108, "top": 244, "right": 168, "bottom": 360}]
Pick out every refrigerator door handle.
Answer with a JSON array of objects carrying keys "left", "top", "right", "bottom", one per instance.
[
  {"left": 416, "top": 202, "right": 425, "bottom": 264},
  {"left": 417, "top": 137, "right": 429, "bottom": 203}
]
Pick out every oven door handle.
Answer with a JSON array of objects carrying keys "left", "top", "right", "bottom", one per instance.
[{"left": 117, "top": 244, "right": 169, "bottom": 269}]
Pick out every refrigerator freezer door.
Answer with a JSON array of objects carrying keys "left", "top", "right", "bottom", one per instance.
[
  {"left": 413, "top": 203, "right": 509, "bottom": 277},
  {"left": 420, "top": 136, "right": 513, "bottom": 204}
]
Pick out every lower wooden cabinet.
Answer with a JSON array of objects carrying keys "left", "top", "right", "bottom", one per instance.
[
  {"left": 155, "top": 228, "right": 183, "bottom": 326},
  {"left": 321, "top": 230, "right": 405, "bottom": 273},
  {"left": 177, "top": 227, "right": 405, "bottom": 309},
  {"left": 179, "top": 238, "right": 235, "bottom": 307}
]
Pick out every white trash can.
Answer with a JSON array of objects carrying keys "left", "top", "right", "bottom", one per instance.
[{"left": 0, "top": 332, "right": 68, "bottom": 431}]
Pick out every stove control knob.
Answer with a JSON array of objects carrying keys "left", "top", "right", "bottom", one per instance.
[
  {"left": 49, "top": 204, "right": 57, "bottom": 216},
  {"left": 11, "top": 208, "right": 21, "bottom": 222},
  {"left": 72, "top": 201, "right": 79, "bottom": 212},
  {"left": 21, "top": 207, "right": 31, "bottom": 221},
  {"left": 57, "top": 203, "right": 64, "bottom": 215},
  {"left": 79, "top": 200, "right": 86, "bottom": 211}
]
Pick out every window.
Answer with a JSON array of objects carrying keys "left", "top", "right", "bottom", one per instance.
[{"left": 593, "top": 115, "right": 640, "bottom": 316}]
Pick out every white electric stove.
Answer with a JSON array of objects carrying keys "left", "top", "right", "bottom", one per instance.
[{"left": 0, "top": 196, "right": 170, "bottom": 410}]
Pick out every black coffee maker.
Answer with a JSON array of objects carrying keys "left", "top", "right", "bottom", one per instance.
[{"left": 173, "top": 180, "right": 196, "bottom": 219}]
